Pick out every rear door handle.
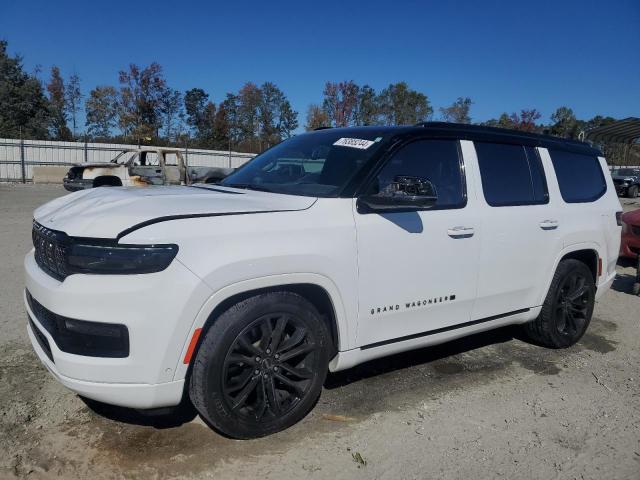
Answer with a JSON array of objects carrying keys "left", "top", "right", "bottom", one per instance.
[
  {"left": 539, "top": 220, "right": 559, "bottom": 230},
  {"left": 447, "top": 226, "right": 475, "bottom": 238}
]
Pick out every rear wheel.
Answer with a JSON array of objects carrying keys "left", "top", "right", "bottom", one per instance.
[
  {"left": 189, "top": 292, "right": 331, "bottom": 439},
  {"left": 628, "top": 185, "right": 639, "bottom": 198},
  {"left": 524, "top": 259, "right": 595, "bottom": 348}
]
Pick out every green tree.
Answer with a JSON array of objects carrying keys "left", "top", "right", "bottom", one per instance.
[
  {"left": 482, "top": 113, "right": 515, "bottom": 129},
  {"left": 278, "top": 99, "right": 298, "bottom": 139},
  {"left": 377, "top": 82, "right": 432, "bottom": 125},
  {"left": 160, "top": 88, "right": 183, "bottom": 141},
  {"left": 65, "top": 73, "right": 82, "bottom": 138},
  {"left": 259, "top": 82, "right": 283, "bottom": 146},
  {"left": 259, "top": 82, "right": 298, "bottom": 145},
  {"left": 236, "top": 82, "right": 262, "bottom": 150},
  {"left": 354, "top": 85, "right": 379, "bottom": 126},
  {"left": 549, "top": 106, "right": 578, "bottom": 138},
  {"left": 222, "top": 93, "right": 241, "bottom": 148},
  {"left": 0, "top": 40, "right": 51, "bottom": 138},
  {"left": 46, "top": 66, "right": 72, "bottom": 140},
  {"left": 184, "top": 88, "right": 209, "bottom": 137},
  {"left": 212, "top": 102, "right": 230, "bottom": 150},
  {"left": 85, "top": 86, "right": 118, "bottom": 139},
  {"left": 439, "top": 97, "right": 472, "bottom": 124},
  {"left": 305, "top": 104, "right": 330, "bottom": 131}
]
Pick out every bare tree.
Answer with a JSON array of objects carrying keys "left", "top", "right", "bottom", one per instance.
[
  {"left": 322, "top": 81, "right": 359, "bottom": 127},
  {"left": 65, "top": 73, "right": 82, "bottom": 137}
]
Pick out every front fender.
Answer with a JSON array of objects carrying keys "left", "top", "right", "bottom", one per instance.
[{"left": 172, "top": 272, "right": 351, "bottom": 382}]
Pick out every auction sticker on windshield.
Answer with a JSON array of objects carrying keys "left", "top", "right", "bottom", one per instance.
[{"left": 333, "top": 137, "right": 376, "bottom": 149}]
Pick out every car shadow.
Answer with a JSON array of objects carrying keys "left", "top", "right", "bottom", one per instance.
[
  {"left": 80, "top": 326, "right": 526, "bottom": 430},
  {"left": 325, "top": 325, "right": 521, "bottom": 389},
  {"left": 81, "top": 394, "right": 197, "bottom": 429},
  {"left": 613, "top": 257, "right": 639, "bottom": 295},
  {"left": 612, "top": 273, "right": 639, "bottom": 295}
]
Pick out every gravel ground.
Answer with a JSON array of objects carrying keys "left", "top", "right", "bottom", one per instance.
[{"left": 1, "top": 184, "right": 639, "bottom": 480}]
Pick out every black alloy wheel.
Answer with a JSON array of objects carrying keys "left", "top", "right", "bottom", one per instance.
[
  {"left": 553, "top": 269, "right": 594, "bottom": 339},
  {"left": 524, "top": 259, "right": 596, "bottom": 348},
  {"left": 189, "top": 292, "right": 331, "bottom": 439},
  {"left": 221, "top": 313, "right": 320, "bottom": 422}
]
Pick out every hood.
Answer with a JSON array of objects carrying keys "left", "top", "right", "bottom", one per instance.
[{"left": 34, "top": 185, "right": 316, "bottom": 239}]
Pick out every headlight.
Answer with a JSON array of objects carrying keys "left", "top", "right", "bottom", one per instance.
[{"left": 67, "top": 243, "right": 178, "bottom": 274}]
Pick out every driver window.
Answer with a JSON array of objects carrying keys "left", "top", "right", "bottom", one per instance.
[{"left": 369, "top": 139, "right": 465, "bottom": 209}]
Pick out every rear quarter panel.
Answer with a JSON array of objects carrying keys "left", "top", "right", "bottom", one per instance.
[{"left": 536, "top": 153, "right": 621, "bottom": 305}]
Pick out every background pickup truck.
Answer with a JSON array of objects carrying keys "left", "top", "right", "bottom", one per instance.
[{"left": 63, "top": 147, "right": 233, "bottom": 191}]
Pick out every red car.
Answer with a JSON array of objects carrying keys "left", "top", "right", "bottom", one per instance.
[{"left": 620, "top": 209, "right": 640, "bottom": 258}]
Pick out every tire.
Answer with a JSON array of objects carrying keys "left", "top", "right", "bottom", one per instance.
[
  {"left": 524, "top": 259, "right": 595, "bottom": 348},
  {"left": 189, "top": 291, "right": 331, "bottom": 439},
  {"left": 628, "top": 185, "right": 639, "bottom": 198}
]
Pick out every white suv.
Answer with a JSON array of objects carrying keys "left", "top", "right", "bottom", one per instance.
[{"left": 24, "top": 123, "right": 622, "bottom": 438}]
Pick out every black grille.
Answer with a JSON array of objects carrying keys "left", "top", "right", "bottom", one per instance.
[
  {"left": 632, "top": 225, "right": 640, "bottom": 236},
  {"left": 32, "top": 222, "right": 69, "bottom": 281}
]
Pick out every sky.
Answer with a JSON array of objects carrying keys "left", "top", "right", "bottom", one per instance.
[{"left": 1, "top": 0, "right": 639, "bottom": 131}]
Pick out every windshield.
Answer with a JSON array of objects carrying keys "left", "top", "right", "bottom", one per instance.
[
  {"left": 220, "top": 129, "right": 390, "bottom": 197},
  {"left": 110, "top": 151, "right": 138, "bottom": 164},
  {"left": 615, "top": 169, "right": 639, "bottom": 176}
]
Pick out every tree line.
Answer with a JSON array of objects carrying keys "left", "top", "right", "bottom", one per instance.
[{"left": 0, "top": 39, "right": 628, "bottom": 160}]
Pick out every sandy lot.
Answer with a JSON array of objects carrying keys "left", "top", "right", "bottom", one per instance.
[{"left": 1, "top": 184, "right": 639, "bottom": 480}]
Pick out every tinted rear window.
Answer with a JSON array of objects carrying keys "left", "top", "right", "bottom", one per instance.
[
  {"left": 475, "top": 142, "right": 548, "bottom": 206},
  {"left": 549, "top": 150, "right": 606, "bottom": 203}
]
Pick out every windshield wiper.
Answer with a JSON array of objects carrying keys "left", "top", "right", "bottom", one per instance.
[{"left": 223, "top": 183, "right": 274, "bottom": 193}]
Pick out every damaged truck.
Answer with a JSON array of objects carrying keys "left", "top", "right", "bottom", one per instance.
[{"left": 63, "top": 147, "right": 233, "bottom": 191}]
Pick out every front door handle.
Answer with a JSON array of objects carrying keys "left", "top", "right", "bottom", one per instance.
[
  {"left": 447, "top": 226, "right": 475, "bottom": 238},
  {"left": 539, "top": 220, "right": 559, "bottom": 230}
]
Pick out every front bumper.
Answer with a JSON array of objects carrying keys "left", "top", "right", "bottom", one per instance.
[
  {"left": 24, "top": 250, "right": 213, "bottom": 408},
  {"left": 63, "top": 178, "right": 93, "bottom": 191},
  {"left": 28, "top": 320, "right": 185, "bottom": 408}
]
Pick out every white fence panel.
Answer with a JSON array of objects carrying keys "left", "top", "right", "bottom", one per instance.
[{"left": 0, "top": 138, "right": 255, "bottom": 182}]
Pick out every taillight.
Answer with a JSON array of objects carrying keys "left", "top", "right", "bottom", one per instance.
[{"left": 616, "top": 211, "right": 623, "bottom": 227}]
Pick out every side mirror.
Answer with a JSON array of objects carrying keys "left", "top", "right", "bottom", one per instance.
[{"left": 357, "top": 175, "right": 438, "bottom": 213}]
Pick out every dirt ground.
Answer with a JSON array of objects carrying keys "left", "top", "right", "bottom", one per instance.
[{"left": 1, "top": 184, "right": 639, "bottom": 480}]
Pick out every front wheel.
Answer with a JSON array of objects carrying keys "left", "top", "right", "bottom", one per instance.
[
  {"left": 189, "top": 292, "right": 331, "bottom": 439},
  {"left": 524, "top": 259, "right": 596, "bottom": 348},
  {"left": 628, "top": 185, "right": 639, "bottom": 198}
]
